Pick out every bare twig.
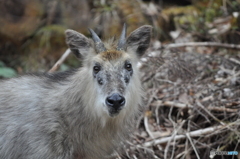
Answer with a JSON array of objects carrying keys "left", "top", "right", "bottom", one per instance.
[
  {"left": 186, "top": 133, "right": 200, "bottom": 159},
  {"left": 151, "top": 100, "right": 193, "bottom": 109},
  {"left": 144, "top": 113, "right": 155, "bottom": 139},
  {"left": 207, "top": 106, "right": 238, "bottom": 113},
  {"left": 196, "top": 100, "right": 225, "bottom": 125},
  {"left": 165, "top": 105, "right": 184, "bottom": 159},
  {"left": 143, "top": 125, "right": 224, "bottom": 147},
  {"left": 155, "top": 105, "right": 160, "bottom": 125},
  {"left": 151, "top": 100, "right": 238, "bottom": 113},
  {"left": 48, "top": 49, "right": 71, "bottom": 73},
  {"left": 229, "top": 58, "right": 240, "bottom": 66},
  {"left": 164, "top": 42, "right": 240, "bottom": 50}
]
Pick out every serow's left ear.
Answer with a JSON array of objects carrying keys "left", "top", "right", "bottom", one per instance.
[
  {"left": 65, "top": 29, "right": 92, "bottom": 60},
  {"left": 126, "top": 25, "right": 152, "bottom": 58}
]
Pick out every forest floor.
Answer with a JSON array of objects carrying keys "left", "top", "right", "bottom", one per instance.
[{"left": 116, "top": 40, "right": 240, "bottom": 159}]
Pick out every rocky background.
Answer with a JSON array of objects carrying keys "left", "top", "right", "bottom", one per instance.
[{"left": 0, "top": 0, "right": 240, "bottom": 158}]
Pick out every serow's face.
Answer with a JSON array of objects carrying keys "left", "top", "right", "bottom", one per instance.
[{"left": 92, "top": 52, "right": 133, "bottom": 117}]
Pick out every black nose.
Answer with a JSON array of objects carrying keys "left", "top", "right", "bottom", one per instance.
[{"left": 106, "top": 93, "right": 125, "bottom": 110}]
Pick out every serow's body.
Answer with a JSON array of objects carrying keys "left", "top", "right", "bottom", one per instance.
[{"left": 0, "top": 25, "right": 152, "bottom": 159}]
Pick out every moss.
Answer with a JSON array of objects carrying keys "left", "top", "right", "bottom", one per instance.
[
  {"left": 162, "top": 6, "right": 199, "bottom": 16},
  {"left": 35, "top": 25, "right": 66, "bottom": 49},
  {"left": 20, "top": 25, "right": 68, "bottom": 71}
]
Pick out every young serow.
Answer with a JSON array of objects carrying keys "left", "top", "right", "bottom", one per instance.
[{"left": 0, "top": 24, "right": 152, "bottom": 159}]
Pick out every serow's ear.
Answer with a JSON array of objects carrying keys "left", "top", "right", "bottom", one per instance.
[
  {"left": 65, "top": 29, "right": 91, "bottom": 59},
  {"left": 126, "top": 25, "right": 152, "bottom": 58}
]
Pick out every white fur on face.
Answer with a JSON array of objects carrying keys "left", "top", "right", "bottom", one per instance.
[
  {"left": 85, "top": 54, "right": 142, "bottom": 127},
  {"left": 94, "top": 86, "right": 109, "bottom": 126}
]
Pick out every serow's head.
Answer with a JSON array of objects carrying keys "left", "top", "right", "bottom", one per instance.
[{"left": 65, "top": 24, "right": 152, "bottom": 117}]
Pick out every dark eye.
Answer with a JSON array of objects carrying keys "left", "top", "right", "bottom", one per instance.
[
  {"left": 125, "top": 63, "right": 132, "bottom": 71},
  {"left": 93, "top": 66, "right": 101, "bottom": 74}
]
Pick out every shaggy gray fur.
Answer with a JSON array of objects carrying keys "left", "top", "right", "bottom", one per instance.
[{"left": 0, "top": 25, "right": 152, "bottom": 159}]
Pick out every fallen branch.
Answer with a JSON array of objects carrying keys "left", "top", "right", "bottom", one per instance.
[
  {"left": 186, "top": 133, "right": 200, "bottom": 159},
  {"left": 207, "top": 106, "right": 238, "bottom": 113},
  {"left": 143, "top": 125, "right": 224, "bottom": 147},
  {"left": 48, "top": 49, "right": 71, "bottom": 73},
  {"left": 151, "top": 100, "right": 238, "bottom": 113},
  {"left": 164, "top": 42, "right": 240, "bottom": 50},
  {"left": 151, "top": 100, "right": 193, "bottom": 109},
  {"left": 144, "top": 113, "right": 155, "bottom": 139}
]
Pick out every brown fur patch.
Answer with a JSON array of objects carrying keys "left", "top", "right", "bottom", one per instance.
[{"left": 100, "top": 50, "right": 123, "bottom": 61}]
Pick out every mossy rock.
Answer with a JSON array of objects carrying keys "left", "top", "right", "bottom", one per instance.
[
  {"left": 162, "top": 5, "right": 200, "bottom": 31},
  {"left": 20, "top": 25, "right": 68, "bottom": 72},
  {"left": 0, "top": 0, "right": 45, "bottom": 44}
]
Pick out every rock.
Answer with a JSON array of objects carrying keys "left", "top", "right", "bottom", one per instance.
[{"left": 0, "top": 0, "right": 45, "bottom": 44}]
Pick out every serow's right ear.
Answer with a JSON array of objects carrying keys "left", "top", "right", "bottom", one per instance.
[
  {"left": 65, "top": 29, "right": 91, "bottom": 59},
  {"left": 126, "top": 25, "right": 152, "bottom": 58}
]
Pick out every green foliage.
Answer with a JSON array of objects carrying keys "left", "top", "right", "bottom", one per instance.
[
  {"left": 172, "top": 0, "right": 239, "bottom": 39},
  {"left": 92, "top": 0, "right": 116, "bottom": 12},
  {"left": 59, "top": 64, "right": 70, "bottom": 72},
  {"left": 0, "top": 61, "right": 17, "bottom": 78},
  {"left": 205, "top": 8, "right": 217, "bottom": 22},
  {"left": 204, "top": 1, "right": 223, "bottom": 22},
  {"left": 35, "top": 25, "right": 66, "bottom": 49}
]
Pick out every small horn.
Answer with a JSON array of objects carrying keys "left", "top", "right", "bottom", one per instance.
[
  {"left": 88, "top": 28, "right": 106, "bottom": 53},
  {"left": 117, "top": 23, "right": 127, "bottom": 51}
]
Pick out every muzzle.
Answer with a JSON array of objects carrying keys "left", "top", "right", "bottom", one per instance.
[{"left": 105, "top": 93, "right": 125, "bottom": 116}]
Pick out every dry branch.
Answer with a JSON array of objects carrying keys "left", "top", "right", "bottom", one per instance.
[
  {"left": 48, "top": 49, "right": 71, "bottom": 73},
  {"left": 164, "top": 42, "right": 240, "bottom": 49},
  {"left": 207, "top": 106, "right": 238, "bottom": 113},
  {"left": 151, "top": 100, "right": 238, "bottom": 113},
  {"left": 144, "top": 114, "right": 155, "bottom": 139},
  {"left": 143, "top": 125, "right": 224, "bottom": 147},
  {"left": 186, "top": 133, "right": 200, "bottom": 159}
]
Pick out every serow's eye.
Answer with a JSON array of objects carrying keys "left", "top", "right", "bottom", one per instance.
[
  {"left": 93, "top": 66, "right": 101, "bottom": 74},
  {"left": 125, "top": 63, "right": 132, "bottom": 71}
]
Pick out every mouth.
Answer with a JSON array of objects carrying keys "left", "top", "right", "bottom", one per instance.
[{"left": 108, "top": 106, "right": 124, "bottom": 117}]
